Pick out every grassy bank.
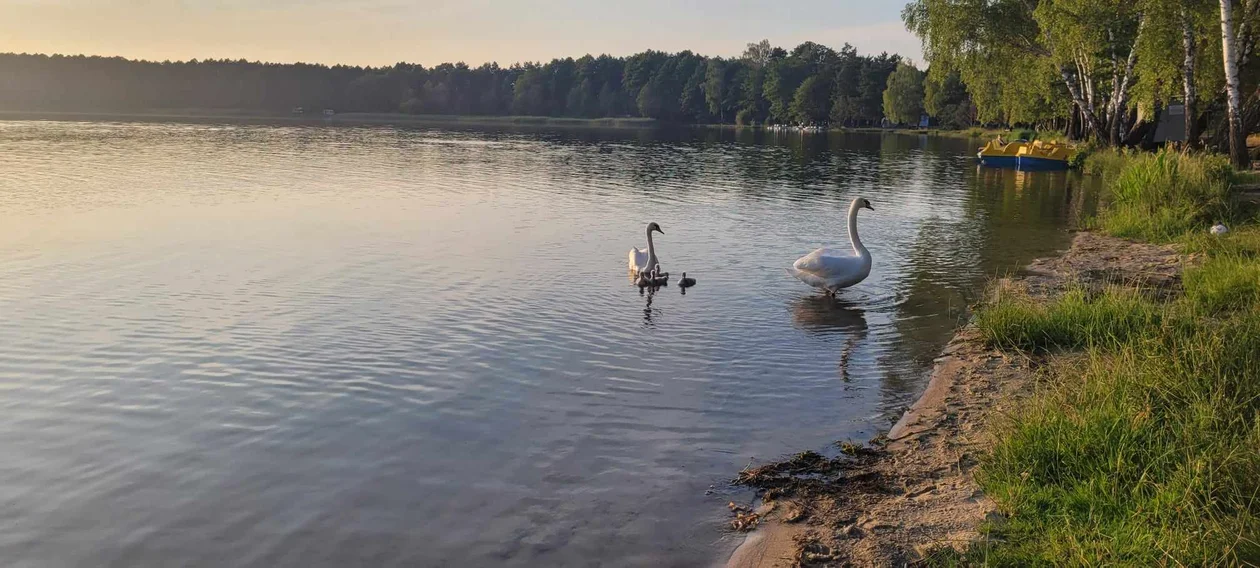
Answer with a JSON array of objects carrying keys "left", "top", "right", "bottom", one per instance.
[{"left": 945, "top": 149, "right": 1260, "bottom": 565}]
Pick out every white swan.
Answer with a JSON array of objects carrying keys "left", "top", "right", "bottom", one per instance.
[
  {"left": 788, "top": 197, "right": 874, "bottom": 295},
  {"left": 628, "top": 222, "right": 664, "bottom": 276}
]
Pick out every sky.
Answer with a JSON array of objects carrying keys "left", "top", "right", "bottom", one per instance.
[{"left": 0, "top": 0, "right": 922, "bottom": 67}]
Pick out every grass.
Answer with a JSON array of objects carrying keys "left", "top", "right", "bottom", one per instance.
[
  {"left": 1096, "top": 148, "right": 1234, "bottom": 242},
  {"left": 1183, "top": 253, "right": 1260, "bottom": 313},
  {"left": 1080, "top": 146, "right": 1134, "bottom": 179},
  {"left": 971, "top": 308, "right": 1260, "bottom": 565},
  {"left": 945, "top": 151, "right": 1260, "bottom": 566},
  {"left": 1182, "top": 224, "right": 1260, "bottom": 256},
  {"left": 976, "top": 287, "right": 1162, "bottom": 352}
]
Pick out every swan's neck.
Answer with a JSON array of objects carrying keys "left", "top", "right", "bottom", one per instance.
[
  {"left": 848, "top": 205, "right": 868, "bottom": 257},
  {"left": 645, "top": 228, "right": 657, "bottom": 261}
]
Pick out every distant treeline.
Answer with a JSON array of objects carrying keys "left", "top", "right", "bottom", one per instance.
[{"left": 0, "top": 41, "right": 969, "bottom": 127}]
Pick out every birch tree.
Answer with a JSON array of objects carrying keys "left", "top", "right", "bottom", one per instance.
[{"left": 1221, "top": 0, "right": 1249, "bottom": 168}]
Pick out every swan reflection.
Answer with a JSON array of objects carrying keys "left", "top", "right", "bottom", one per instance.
[
  {"left": 790, "top": 295, "right": 869, "bottom": 334},
  {"left": 640, "top": 285, "right": 656, "bottom": 325},
  {"left": 791, "top": 295, "right": 868, "bottom": 383}
]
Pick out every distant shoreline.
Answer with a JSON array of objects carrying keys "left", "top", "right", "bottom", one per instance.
[
  {"left": 0, "top": 110, "right": 1001, "bottom": 139},
  {"left": 0, "top": 110, "right": 662, "bottom": 129}
]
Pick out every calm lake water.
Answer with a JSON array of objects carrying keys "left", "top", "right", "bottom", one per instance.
[{"left": 0, "top": 120, "right": 1096, "bottom": 567}]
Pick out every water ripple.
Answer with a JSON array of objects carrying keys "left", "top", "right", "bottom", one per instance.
[{"left": 0, "top": 120, "right": 1097, "bottom": 567}]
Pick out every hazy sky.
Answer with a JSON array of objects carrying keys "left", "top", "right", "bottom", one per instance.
[{"left": 0, "top": 0, "right": 922, "bottom": 67}]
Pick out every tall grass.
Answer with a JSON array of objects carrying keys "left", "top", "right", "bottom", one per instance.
[
  {"left": 969, "top": 291, "right": 1260, "bottom": 565},
  {"left": 1080, "top": 146, "right": 1133, "bottom": 179},
  {"left": 976, "top": 287, "right": 1161, "bottom": 352},
  {"left": 952, "top": 150, "right": 1260, "bottom": 566},
  {"left": 1098, "top": 149, "right": 1233, "bottom": 241},
  {"left": 1183, "top": 253, "right": 1260, "bottom": 313}
]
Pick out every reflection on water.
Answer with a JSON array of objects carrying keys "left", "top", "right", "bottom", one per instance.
[
  {"left": 791, "top": 295, "right": 868, "bottom": 383},
  {"left": 0, "top": 121, "right": 1097, "bottom": 567},
  {"left": 790, "top": 295, "right": 868, "bottom": 334}
]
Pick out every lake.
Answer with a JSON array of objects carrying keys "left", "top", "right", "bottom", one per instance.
[{"left": 0, "top": 121, "right": 1095, "bottom": 567}]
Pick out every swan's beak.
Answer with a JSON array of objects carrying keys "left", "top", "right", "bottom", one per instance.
[
  {"left": 864, "top": 204, "right": 874, "bottom": 211},
  {"left": 654, "top": 228, "right": 665, "bottom": 235}
]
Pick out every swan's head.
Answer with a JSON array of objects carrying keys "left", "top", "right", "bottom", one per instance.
[
  {"left": 647, "top": 222, "right": 664, "bottom": 235},
  {"left": 854, "top": 198, "right": 873, "bottom": 211}
]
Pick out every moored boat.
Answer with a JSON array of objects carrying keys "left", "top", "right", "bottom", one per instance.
[
  {"left": 1015, "top": 140, "right": 1074, "bottom": 170},
  {"left": 977, "top": 138, "right": 1076, "bottom": 170},
  {"left": 976, "top": 138, "right": 1024, "bottom": 168}
]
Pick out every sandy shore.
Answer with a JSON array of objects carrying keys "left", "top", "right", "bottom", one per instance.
[{"left": 725, "top": 232, "right": 1187, "bottom": 567}]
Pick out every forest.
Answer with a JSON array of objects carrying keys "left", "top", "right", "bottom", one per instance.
[
  {"left": 6, "top": 0, "right": 1260, "bottom": 161},
  {"left": 0, "top": 41, "right": 932, "bottom": 128}
]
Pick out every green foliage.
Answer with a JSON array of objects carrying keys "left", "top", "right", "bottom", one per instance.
[
  {"left": 1066, "top": 142, "right": 1096, "bottom": 169},
  {"left": 511, "top": 64, "right": 550, "bottom": 115},
  {"left": 740, "top": 63, "right": 769, "bottom": 124},
  {"left": 924, "top": 69, "right": 974, "bottom": 128},
  {"left": 882, "top": 62, "right": 925, "bottom": 125},
  {"left": 1131, "top": 0, "right": 1221, "bottom": 115},
  {"left": 703, "top": 58, "right": 746, "bottom": 122},
  {"left": 904, "top": 0, "right": 1068, "bottom": 126},
  {"left": 1099, "top": 149, "right": 1233, "bottom": 241},
  {"left": 790, "top": 76, "right": 831, "bottom": 125},
  {"left": 905, "top": 0, "right": 1260, "bottom": 143},
  {"left": 764, "top": 57, "right": 808, "bottom": 123}
]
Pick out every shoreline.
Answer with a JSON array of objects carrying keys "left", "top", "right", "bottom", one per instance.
[
  {"left": 0, "top": 110, "right": 1000, "bottom": 139},
  {"left": 0, "top": 110, "right": 661, "bottom": 129},
  {"left": 725, "top": 231, "right": 1187, "bottom": 566}
]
